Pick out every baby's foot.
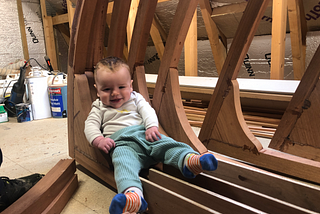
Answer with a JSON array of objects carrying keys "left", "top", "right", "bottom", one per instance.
[
  {"left": 182, "top": 153, "right": 218, "bottom": 178},
  {"left": 109, "top": 191, "right": 148, "bottom": 214}
]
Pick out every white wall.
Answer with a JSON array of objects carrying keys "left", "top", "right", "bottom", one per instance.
[
  {"left": 0, "top": 0, "right": 46, "bottom": 69},
  {"left": 144, "top": 31, "right": 320, "bottom": 80}
]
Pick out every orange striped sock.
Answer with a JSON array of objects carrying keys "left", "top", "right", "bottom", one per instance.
[
  {"left": 123, "top": 191, "right": 141, "bottom": 213},
  {"left": 185, "top": 153, "right": 202, "bottom": 176}
]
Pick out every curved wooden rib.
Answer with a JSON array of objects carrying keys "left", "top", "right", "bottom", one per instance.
[
  {"left": 197, "top": 0, "right": 320, "bottom": 183},
  {"left": 269, "top": 44, "right": 320, "bottom": 161},
  {"left": 127, "top": 0, "right": 158, "bottom": 101},
  {"left": 68, "top": 0, "right": 103, "bottom": 157},
  {"left": 107, "top": 0, "right": 131, "bottom": 58},
  {"left": 204, "top": 80, "right": 263, "bottom": 155},
  {"left": 152, "top": 0, "right": 207, "bottom": 154},
  {"left": 198, "top": 0, "right": 271, "bottom": 142}
]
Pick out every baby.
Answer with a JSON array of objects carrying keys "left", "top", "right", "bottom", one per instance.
[{"left": 84, "top": 56, "right": 218, "bottom": 214}]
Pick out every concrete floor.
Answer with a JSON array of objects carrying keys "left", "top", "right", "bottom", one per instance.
[
  {"left": 0, "top": 116, "right": 272, "bottom": 213},
  {"left": 0, "top": 117, "right": 116, "bottom": 214}
]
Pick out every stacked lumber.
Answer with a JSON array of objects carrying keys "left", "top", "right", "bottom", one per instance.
[
  {"left": 184, "top": 104, "right": 278, "bottom": 139},
  {"left": 2, "top": 159, "right": 78, "bottom": 214}
]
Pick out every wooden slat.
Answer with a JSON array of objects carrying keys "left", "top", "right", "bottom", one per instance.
[
  {"left": 270, "top": 0, "right": 287, "bottom": 80},
  {"left": 184, "top": 9, "right": 198, "bottom": 76},
  {"left": 141, "top": 177, "right": 219, "bottom": 214},
  {"left": 107, "top": 0, "right": 131, "bottom": 58},
  {"left": 52, "top": 13, "right": 69, "bottom": 25},
  {"left": 2, "top": 159, "right": 76, "bottom": 214},
  {"left": 149, "top": 169, "right": 263, "bottom": 214},
  {"left": 269, "top": 45, "right": 320, "bottom": 146},
  {"left": 150, "top": 17, "right": 165, "bottom": 60},
  {"left": 199, "top": 0, "right": 226, "bottom": 75},
  {"left": 67, "top": 0, "right": 76, "bottom": 32},
  {"left": 287, "top": 0, "right": 306, "bottom": 80},
  {"left": 163, "top": 165, "right": 318, "bottom": 213},
  {"left": 42, "top": 174, "right": 78, "bottom": 214},
  {"left": 17, "top": 0, "right": 29, "bottom": 60},
  {"left": 199, "top": 0, "right": 271, "bottom": 145},
  {"left": 40, "top": 0, "right": 58, "bottom": 70},
  {"left": 127, "top": 0, "right": 158, "bottom": 100},
  {"left": 127, "top": 0, "right": 140, "bottom": 51},
  {"left": 151, "top": 0, "right": 207, "bottom": 154}
]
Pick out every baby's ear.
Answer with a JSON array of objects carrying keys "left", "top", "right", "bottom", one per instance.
[
  {"left": 130, "top": 80, "right": 133, "bottom": 92},
  {"left": 94, "top": 84, "right": 100, "bottom": 97}
]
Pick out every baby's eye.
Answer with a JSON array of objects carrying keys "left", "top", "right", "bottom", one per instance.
[
  {"left": 103, "top": 88, "right": 110, "bottom": 91},
  {"left": 119, "top": 86, "right": 125, "bottom": 89}
]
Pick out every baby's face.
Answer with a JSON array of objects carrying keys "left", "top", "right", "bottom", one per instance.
[{"left": 95, "top": 66, "right": 133, "bottom": 108}]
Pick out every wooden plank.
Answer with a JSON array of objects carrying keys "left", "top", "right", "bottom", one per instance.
[
  {"left": 2, "top": 159, "right": 76, "bottom": 214},
  {"left": 152, "top": 0, "right": 199, "bottom": 110},
  {"left": 288, "top": 0, "right": 306, "bottom": 80},
  {"left": 40, "top": 0, "right": 58, "bottom": 70},
  {"left": 153, "top": 14, "right": 167, "bottom": 41},
  {"left": 107, "top": 0, "right": 131, "bottom": 58},
  {"left": 141, "top": 177, "right": 219, "bottom": 214},
  {"left": 149, "top": 169, "right": 263, "bottom": 214},
  {"left": 127, "top": 0, "right": 158, "bottom": 100},
  {"left": 127, "top": 0, "right": 140, "bottom": 51},
  {"left": 184, "top": 9, "right": 198, "bottom": 76},
  {"left": 161, "top": 164, "right": 319, "bottom": 213},
  {"left": 150, "top": 17, "right": 165, "bottom": 60},
  {"left": 199, "top": 0, "right": 271, "bottom": 144},
  {"left": 199, "top": 0, "right": 226, "bottom": 74},
  {"left": 270, "top": 0, "right": 287, "bottom": 80},
  {"left": 52, "top": 13, "right": 69, "bottom": 25},
  {"left": 269, "top": 43, "right": 320, "bottom": 154},
  {"left": 17, "top": 0, "right": 29, "bottom": 60},
  {"left": 75, "top": 150, "right": 116, "bottom": 189},
  {"left": 42, "top": 174, "right": 78, "bottom": 214},
  {"left": 269, "top": 80, "right": 320, "bottom": 161},
  {"left": 205, "top": 153, "right": 320, "bottom": 212},
  {"left": 67, "top": 0, "right": 76, "bottom": 32}
]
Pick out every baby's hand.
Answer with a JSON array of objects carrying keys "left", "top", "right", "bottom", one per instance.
[
  {"left": 92, "top": 136, "right": 115, "bottom": 154},
  {"left": 145, "top": 126, "right": 161, "bottom": 142}
]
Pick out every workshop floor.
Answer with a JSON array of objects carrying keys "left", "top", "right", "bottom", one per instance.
[
  {"left": 0, "top": 116, "right": 271, "bottom": 213},
  {"left": 0, "top": 117, "right": 116, "bottom": 214}
]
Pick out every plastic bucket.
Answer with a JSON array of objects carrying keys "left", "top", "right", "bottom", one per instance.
[
  {"left": 26, "top": 76, "right": 51, "bottom": 120},
  {"left": 48, "top": 84, "right": 67, "bottom": 118}
]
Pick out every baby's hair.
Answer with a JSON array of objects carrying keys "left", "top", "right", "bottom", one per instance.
[{"left": 94, "top": 56, "right": 130, "bottom": 82}]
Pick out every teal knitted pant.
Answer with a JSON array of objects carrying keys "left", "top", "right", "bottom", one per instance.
[{"left": 110, "top": 125, "right": 198, "bottom": 193}]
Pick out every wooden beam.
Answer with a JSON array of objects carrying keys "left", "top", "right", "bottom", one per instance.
[
  {"left": 270, "top": 0, "right": 288, "bottom": 80},
  {"left": 211, "top": 1, "right": 273, "bottom": 18},
  {"left": 199, "top": 0, "right": 271, "bottom": 141},
  {"left": 17, "top": 0, "right": 29, "bottom": 60},
  {"left": 199, "top": 0, "right": 226, "bottom": 75},
  {"left": 40, "top": 0, "right": 58, "bottom": 70},
  {"left": 67, "top": 0, "right": 76, "bottom": 32},
  {"left": 153, "top": 13, "right": 168, "bottom": 42},
  {"left": 184, "top": 9, "right": 198, "bottom": 76},
  {"left": 107, "top": 0, "right": 131, "bottom": 58},
  {"left": 127, "top": 0, "right": 158, "bottom": 100},
  {"left": 150, "top": 17, "right": 165, "bottom": 60},
  {"left": 2, "top": 159, "right": 77, "bottom": 214},
  {"left": 149, "top": 169, "right": 263, "bottom": 213},
  {"left": 52, "top": 13, "right": 69, "bottom": 25},
  {"left": 287, "top": 0, "right": 306, "bottom": 80},
  {"left": 164, "top": 163, "right": 320, "bottom": 213},
  {"left": 141, "top": 177, "right": 218, "bottom": 214},
  {"left": 269, "top": 44, "right": 320, "bottom": 157},
  {"left": 127, "top": 0, "right": 140, "bottom": 51}
]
